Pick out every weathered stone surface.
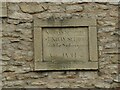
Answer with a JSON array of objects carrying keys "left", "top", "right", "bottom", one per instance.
[
  {"left": 97, "top": 12, "right": 107, "bottom": 18},
  {"left": 35, "top": 13, "right": 53, "bottom": 19},
  {"left": 47, "top": 83, "right": 58, "bottom": 88},
  {"left": 34, "top": 17, "right": 98, "bottom": 70},
  {"left": 105, "top": 42, "right": 117, "bottom": 49},
  {"left": 19, "top": 3, "right": 46, "bottom": 13},
  {"left": 10, "top": 38, "right": 20, "bottom": 43},
  {"left": 2, "top": 56, "right": 10, "bottom": 61},
  {"left": 110, "top": 11, "right": 118, "bottom": 17},
  {"left": 97, "top": 20, "right": 116, "bottom": 26},
  {"left": 7, "top": 19, "right": 20, "bottom": 25},
  {"left": 0, "top": 2, "right": 7, "bottom": 17},
  {"left": 59, "top": 82, "right": 70, "bottom": 88},
  {"left": 8, "top": 3, "right": 20, "bottom": 12},
  {"left": 95, "top": 82, "right": 111, "bottom": 88},
  {"left": 2, "top": 61, "right": 8, "bottom": 66},
  {"left": 103, "top": 49, "right": 119, "bottom": 54},
  {"left": 114, "top": 75, "right": 120, "bottom": 83},
  {"left": 98, "top": 4, "right": 109, "bottom": 10},
  {"left": 4, "top": 81, "right": 24, "bottom": 87},
  {"left": 2, "top": 66, "right": 17, "bottom": 72},
  {"left": 6, "top": 74, "right": 16, "bottom": 81},
  {"left": 66, "top": 5, "right": 84, "bottom": 12},
  {"left": 17, "top": 23, "right": 32, "bottom": 29},
  {"left": 98, "top": 27, "right": 115, "bottom": 33},
  {"left": 48, "top": 5, "right": 65, "bottom": 12},
  {"left": 15, "top": 67, "right": 31, "bottom": 74},
  {"left": 43, "top": 27, "right": 89, "bottom": 62},
  {"left": 2, "top": 2, "right": 119, "bottom": 88},
  {"left": 109, "top": 2, "right": 119, "bottom": 5},
  {"left": 31, "top": 81, "right": 46, "bottom": 86},
  {"left": 8, "top": 12, "right": 33, "bottom": 20}
]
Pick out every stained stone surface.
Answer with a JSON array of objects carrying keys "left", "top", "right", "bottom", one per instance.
[
  {"left": 19, "top": 3, "right": 46, "bottom": 13},
  {"left": 43, "top": 27, "right": 88, "bottom": 62},
  {"left": 1, "top": 2, "right": 119, "bottom": 88},
  {"left": 34, "top": 17, "right": 98, "bottom": 70},
  {"left": 0, "top": 2, "right": 7, "bottom": 17}
]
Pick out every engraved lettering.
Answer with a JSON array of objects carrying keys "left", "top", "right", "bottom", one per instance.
[{"left": 43, "top": 27, "right": 89, "bottom": 61}]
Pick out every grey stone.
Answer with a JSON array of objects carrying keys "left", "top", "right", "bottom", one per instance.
[
  {"left": 17, "top": 23, "right": 32, "bottom": 29},
  {"left": 82, "top": 72, "right": 98, "bottom": 79},
  {"left": 7, "top": 19, "right": 20, "bottom": 25},
  {"left": 109, "top": 2, "right": 119, "bottom": 5},
  {"left": 2, "top": 66, "right": 17, "bottom": 72},
  {"left": 0, "top": 2, "right": 7, "bottom": 17},
  {"left": 98, "top": 4, "right": 109, "bottom": 10},
  {"left": 59, "top": 83, "right": 70, "bottom": 88},
  {"left": 104, "top": 21, "right": 116, "bottom": 26},
  {"left": 48, "top": 5, "right": 65, "bottom": 12},
  {"left": 19, "top": 3, "right": 46, "bottom": 14},
  {"left": 15, "top": 67, "right": 31, "bottom": 74},
  {"left": 104, "top": 79, "right": 113, "bottom": 84},
  {"left": 2, "top": 61, "right": 8, "bottom": 66},
  {"left": 35, "top": 13, "right": 53, "bottom": 19},
  {"left": 10, "top": 39, "right": 20, "bottom": 43},
  {"left": 66, "top": 5, "right": 84, "bottom": 12},
  {"left": 105, "top": 43, "right": 117, "bottom": 49},
  {"left": 97, "top": 20, "right": 116, "bottom": 26},
  {"left": 110, "top": 11, "right": 118, "bottom": 17},
  {"left": 8, "top": 12, "right": 33, "bottom": 20},
  {"left": 27, "top": 51, "right": 33, "bottom": 57},
  {"left": 47, "top": 83, "right": 58, "bottom": 88},
  {"left": 95, "top": 82, "right": 111, "bottom": 88},
  {"left": 6, "top": 75, "right": 16, "bottom": 81},
  {"left": 99, "top": 37, "right": 114, "bottom": 43},
  {"left": 8, "top": 3, "right": 20, "bottom": 12},
  {"left": 103, "top": 49, "right": 119, "bottom": 54},
  {"left": 2, "top": 2, "right": 120, "bottom": 88},
  {"left": 15, "top": 29, "right": 22, "bottom": 32},
  {"left": 34, "top": 17, "right": 98, "bottom": 70},
  {"left": 10, "top": 61, "right": 25, "bottom": 66},
  {"left": 31, "top": 81, "right": 46, "bottom": 86},
  {"left": 97, "top": 12, "right": 107, "bottom": 18},
  {"left": 98, "top": 27, "right": 115, "bottom": 33},
  {"left": 2, "top": 56, "right": 10, "bottom": 61},
  {"left": 114, "top": 75, "right": 120, "bottom": 83}
]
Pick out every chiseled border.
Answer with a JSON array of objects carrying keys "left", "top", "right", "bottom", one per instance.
[{"left": 34, "top": 17, "right": 98, "bottom": 71}]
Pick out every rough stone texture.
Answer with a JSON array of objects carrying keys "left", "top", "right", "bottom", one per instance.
[
  {"left": 66, "top": 5, "right": 84, "bottom": 13},
  {"left": 0, "top": 2, "right": 7, "bottom": 17},
  {"left": 19, "top": 3, "right": 47, "bottom": 14},
  {"left": 2, "top": 2, "right": 119, "bottom": 88},
  {"left": 8, "top": 12, "right": 33, "bottom": 20}
]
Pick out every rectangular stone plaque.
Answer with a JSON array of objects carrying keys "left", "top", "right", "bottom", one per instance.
[
  {"left": 43, "top": 27, "right": 88, "bottom": 62},
  {"left": 34, "top": 17, "right": 98, "bottom": 70}
]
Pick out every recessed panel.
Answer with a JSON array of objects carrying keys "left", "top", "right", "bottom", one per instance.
[
  {"left": 43, "top": 27, "right": 89, "bottom": 63},
  {"left": 34, "top": 18, "right": 98, "bottom": 70}
]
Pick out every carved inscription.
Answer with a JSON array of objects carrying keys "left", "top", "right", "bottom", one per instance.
[{"left": 43, "top": 27, "right": 89, "bottom": 62}]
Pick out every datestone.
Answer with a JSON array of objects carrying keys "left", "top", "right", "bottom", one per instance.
[
  {"left": 43, "top": 27, "right": 89, "bottom": 62},
  {"left": 34, "top": 17, "right": 98, "bottom": 70}
]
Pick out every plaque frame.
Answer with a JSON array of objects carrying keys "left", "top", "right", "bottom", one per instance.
[{"left": 34, "top": 17, "right": 98, "bottom": 71}]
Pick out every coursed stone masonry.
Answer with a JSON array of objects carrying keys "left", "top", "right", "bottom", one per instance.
[{"left": 1, "top": 2, "right": 120, "bottom": 88}]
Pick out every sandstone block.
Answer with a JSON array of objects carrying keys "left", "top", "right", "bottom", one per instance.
[
  {"left": 19, "top": 3, "right": 46, "bottom": 14},
  {"left": 8, "top": 12, "right": 33, "bottom": 20},
  {"left": 66, "top": 5, "right": 83, "bottom": 12}
]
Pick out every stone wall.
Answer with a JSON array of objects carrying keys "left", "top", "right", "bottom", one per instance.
[{"left": 1, "top": 2, "right": 120, "bottom": 88}]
